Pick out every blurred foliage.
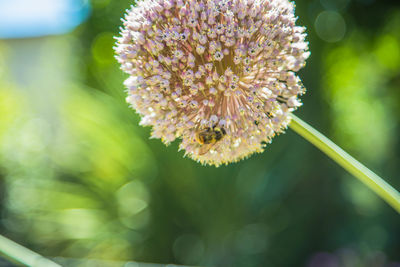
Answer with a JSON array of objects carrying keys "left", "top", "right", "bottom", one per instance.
[{"left": 0, "top": 0, "right": 400, "bottom": 266}]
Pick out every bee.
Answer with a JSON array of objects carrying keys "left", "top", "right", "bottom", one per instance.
[{"left": 195, "top": 125, "right": 226, "bottom": 155}]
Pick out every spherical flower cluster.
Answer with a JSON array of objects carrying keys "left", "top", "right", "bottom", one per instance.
[{"left": 115, "top": 0, "right": 310, "bottom": 166}]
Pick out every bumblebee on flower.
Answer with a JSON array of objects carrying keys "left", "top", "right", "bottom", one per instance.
[{"left": 115, "top": 0, "right": 310, "bottom": 166}]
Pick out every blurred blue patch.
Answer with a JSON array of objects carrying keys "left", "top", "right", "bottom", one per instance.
[{"left": 0, "top": 0, "right": 91, "bottom": 39}]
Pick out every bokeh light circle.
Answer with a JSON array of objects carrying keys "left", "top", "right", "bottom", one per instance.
[{"left": 315, "top": 11, "right": 347, "bottom": 43}]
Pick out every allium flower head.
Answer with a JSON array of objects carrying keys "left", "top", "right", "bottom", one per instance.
[{"left": 115, "top": 0, "right": 310, "bottom": 166}]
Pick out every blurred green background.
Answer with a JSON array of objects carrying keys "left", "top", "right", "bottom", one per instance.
[{"left": 1, "top": 0, "right": 400, "bottom": 266}]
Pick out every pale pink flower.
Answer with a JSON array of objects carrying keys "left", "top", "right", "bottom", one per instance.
[{"left": 115, "top": 0, "right": 310, "bottom": 166}]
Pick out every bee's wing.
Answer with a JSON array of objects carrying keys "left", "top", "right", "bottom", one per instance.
[
  {"left": 197, "top": 144, "right": 210, "bottom": 156},
  {"left": 197, "top": 143, "right": 217, "bottom": 156}
]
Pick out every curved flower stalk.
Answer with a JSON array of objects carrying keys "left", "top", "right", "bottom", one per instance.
[
  {"left": 115, "top": 0, "right": 310, "bottom": 166},
  {"left": 0, "top": 235, "right": 61, "bottom": 267},
  {"left": 290, "top": 115, "right": 400, "bottom": 214},
  {"left": 114, "top": 0, "right": 400, "bottom": 213}
]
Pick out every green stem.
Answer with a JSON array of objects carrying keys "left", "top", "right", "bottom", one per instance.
[
  {"left": 0, "top": 235, "right": 61, "bottom": 267},
  {"left": 289, "top": 114, "right": 400, "bottom": 214}
]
